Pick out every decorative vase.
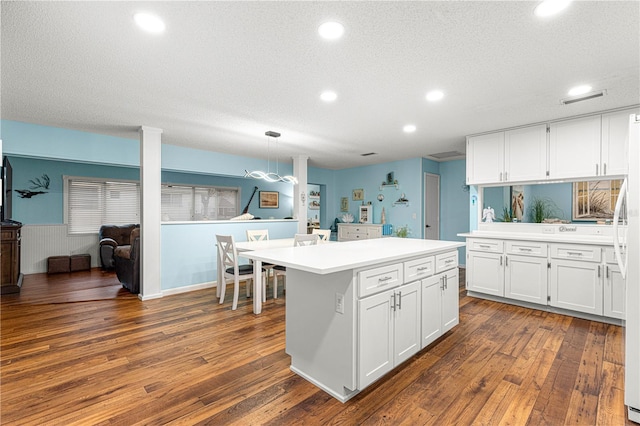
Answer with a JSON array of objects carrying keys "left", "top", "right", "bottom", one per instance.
[{"left": 381, "top": 207, "right": 386, "bottom": 224}]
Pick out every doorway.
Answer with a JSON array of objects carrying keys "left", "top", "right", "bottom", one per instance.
[{"left": 424, "top": 173, "right": 440, "bottom": 240}]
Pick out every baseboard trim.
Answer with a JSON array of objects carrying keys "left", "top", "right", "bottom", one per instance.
[{"left": 161, "top": 281, "right": 216, "bottom": 297}]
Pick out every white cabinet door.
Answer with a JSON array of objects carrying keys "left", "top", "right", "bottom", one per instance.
[
  {"left": 358, "top": 290, "right": 394, "bottom": 389},
  {"left": 604, "top": 263, "right": 625, "bottom": 319},
  {"left": 504, "top": 254, "right": 548, "bottom": 305},
  {"left": 467, "top": 251, "right": 504, "bottom": 297},
  {"left": 601, "top": 109, "right": 637, "bottom": 177},
  {"left": 549, "top": 259, "right": 602, "bottom": 315},
  {"left": 421, "top": 275, "right": 442, "bottom": 348},
  {"left": 466, "top": 132, "right": 505, "bottom": 185},
  {"left": 393, "top": 281, "right": 421, "bottom": 365},
  {"left": 549, "top": 115, "right": 601, "bottom": 179},
  {"left": 504, "top": 124, "right": 548, "bottom": 182},
  {"left": 441, "top": 268, "right": 459, "bottom": 333}
]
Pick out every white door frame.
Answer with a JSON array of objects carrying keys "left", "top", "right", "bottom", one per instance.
[{"left": 424, "top": 173, "right": 440, "bottom": 240}]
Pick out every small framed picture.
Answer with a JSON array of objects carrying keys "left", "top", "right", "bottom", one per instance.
[
  {"left": 259, "top": 191, "right": 279, "bottom": 209},
  {"left": 386, "top": 172, "right": 394, "bottom": 185},
  {"left": 352, "top": 188, "right": 364, "bottom": 201},
  {"left": 340, "top": 197, "right": 349, "bottom": 212}
]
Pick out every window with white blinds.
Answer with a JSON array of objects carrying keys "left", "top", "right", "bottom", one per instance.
[
  {"left": 65, "top": 177, "right": 140, "bottom": 234},
  {"left": 65, "top": 176, "right": 240, "bottom": 233},
  {"left": 162, "top": 185, "right": 239, "bottom": 221}
]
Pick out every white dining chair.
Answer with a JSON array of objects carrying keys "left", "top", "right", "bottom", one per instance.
[
  {"left": 312, "top": 228, "right": 331, "bottom": 241},
  {"left": 246, "top": 229, "right": 276, "bottom": 302},
  {"left": 216, "top": 234, "right": 266, "bottom": 310},
  {"left": 272, "top": 233, "right": 319, "bottom": 298}
]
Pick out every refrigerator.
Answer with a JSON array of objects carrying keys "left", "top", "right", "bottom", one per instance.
[{"left": 617, "top": 113, "right": 640, "bottom": 423}]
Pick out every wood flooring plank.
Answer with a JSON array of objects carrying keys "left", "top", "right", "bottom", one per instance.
[{"left": 1, "top": 269, "right": 629, "bottom": 425}]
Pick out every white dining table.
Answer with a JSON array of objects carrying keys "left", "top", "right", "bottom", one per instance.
[{"left": 231, "top": 237, "right": 330, "bottom": 314}]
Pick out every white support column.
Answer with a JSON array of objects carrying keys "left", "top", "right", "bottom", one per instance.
[
  {"left": 139, "top": 126, "right": 163, "bottom": 300},
  {"left": 293, "top": 155, "right": 309, "bottom": 234}
]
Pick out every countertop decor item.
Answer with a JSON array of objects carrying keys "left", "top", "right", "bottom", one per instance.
[
  {"left": 395, "top": 224, "right": 410, "bottom": 238},
  {"left": 341, "top": 213, "right": 354, "bottom": 223}
]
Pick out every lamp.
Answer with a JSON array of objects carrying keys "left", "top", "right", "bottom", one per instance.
[{"left": 244, "top": 131, "right": 298, "bottom": 184}]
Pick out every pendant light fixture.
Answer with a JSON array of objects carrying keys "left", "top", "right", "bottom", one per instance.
[{"left": 244, "top": 131, "right": 298, "bottom": 184}]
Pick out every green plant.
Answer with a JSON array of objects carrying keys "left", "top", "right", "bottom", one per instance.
[
  {"left": 529, "top": 197, "right": 558, "bottom": 223},
  {"left": 395, "top": 225, "right": 410, "bottom": 238},
  {"left": 500, "top": 206, "right": 513, "bottom": 223}
]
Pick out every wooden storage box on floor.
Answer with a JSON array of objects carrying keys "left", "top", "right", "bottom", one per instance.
[
  {"left": 70, "top": 254, "right": 91, "bottom": 272},
  {"left": 47, "top": 256, "right": 70, "bottom": 274}
]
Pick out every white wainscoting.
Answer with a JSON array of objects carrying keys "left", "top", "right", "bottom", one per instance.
[{"left": 21, "top": 225, "right": 99, "bottom": 274}]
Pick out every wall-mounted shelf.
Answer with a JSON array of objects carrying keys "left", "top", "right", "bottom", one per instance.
[
  {"left": 393, "top": 201, "right": 410, "bottom": 207},
  {"left": 380, "top": 183, "right": 399, "bottom": 190}
]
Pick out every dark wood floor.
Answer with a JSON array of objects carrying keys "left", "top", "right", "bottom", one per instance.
[{"left": 1, "top": 268, "right": 633, "bottom": 425}]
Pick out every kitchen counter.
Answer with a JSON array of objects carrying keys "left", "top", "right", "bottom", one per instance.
[
  {"left": 240, "top": 237, "right": 464, "bottom": 275},
  {"left": 239, "top": 237, "right": 464, "bottom": 402},
  {"left": 458, "top": 229, "right": 622, "bottom": 246}
]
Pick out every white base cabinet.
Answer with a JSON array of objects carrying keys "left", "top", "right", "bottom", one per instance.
[
  {"left": 421, "top": 268, "right": 459, "bottom": 348},
  {"left": 357, "top": 251, "right": 458, "bottom": 390},
  {"left": 465, "top": 237, "right": 624, "bottom": 322},
  {"left": 338, "top": 223, "right": 383, "bottom": 242}
]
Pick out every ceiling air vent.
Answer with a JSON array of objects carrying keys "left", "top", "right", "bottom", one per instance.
[
  {"left": 560, "top": 90, "right": 606, "bottom": 105},
  {"left": 361, "top": 152, "right": 377, "bottom": 156},
  {"left": 428, "top": 151, "right": 464, "bottom": 160}
]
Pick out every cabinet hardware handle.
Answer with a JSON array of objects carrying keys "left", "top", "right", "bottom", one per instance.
[
  {"left": 378, "top": 276, "right": 393, "bottom": 282},
  {"left": 500, "top": 255, "right": 503, "bottom": 266},
  {"left": 606, "top": 266, "right": 609, "bottom": 279},
  {"left": 392, "top": 293, "right": 396, "bottom": 311},
  {"left": 398, "top": 291, "right": 402, "bottom": 310},
  {"left": 417, "top": 266, "right": 429, "bottom": 271},
  {"left": 505, "top": 256, "right": 509, "bottom": 266},
  {"left": 499, "top": 172, "right": 503, "bottom": 181},
  {"left": 567, "top": 251, "right": 583, "bottom": 256},
  {"left": 440, "top": 276, "right": 445, "bottom": 290},
  {"left": 604, "top": 163, "right": 607, "bottom": 175},
  {"left": 505, "top": 171, "right": 508, "bottom": 181},
  {"left": 479, "top": 244, "right": 491, "bottom": 249},
  {"left": 598, "top": 265, "right": 601, "bottom": 278},
  {"left": 445, "top": 259, "right": 454, "bottom": 263},
  {"left": 444, "top": 275, "right": 448, "bottom": 289},
  {"left": 519, "top": 247, "right": 532, "bottom": 252}
]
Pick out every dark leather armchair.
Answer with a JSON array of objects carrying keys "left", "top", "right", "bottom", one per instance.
[
  {"left": 114, "top": 227, "right": 140, "bottom": 294},
  {"left": 98, "top": 224, "right": 140, "bottom": 269}
]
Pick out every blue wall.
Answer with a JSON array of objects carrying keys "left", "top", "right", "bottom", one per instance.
[
  {"left": 439, "top": 160, "right": 469, "bottom": 262},
  {"left": 2, "top": 119, "right": 471, "bottom": 287}
]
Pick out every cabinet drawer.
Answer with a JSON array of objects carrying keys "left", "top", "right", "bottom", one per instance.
[
  {"left": 367, "top": 227, "right": 382, "bottom": 238},
  {"left": 550, "top": 244, "right": 602, "bottom": 263},
  {"left": 468, "top": 238, "right": 503, "bottom": 253},
  {"left": 436, "top": 251, "right": 458, "bottom": 273},
  {"left": 404, "top": 257, "right": 434, "bottom": 282},
  {"left": 358, "top": 263, "right": 403, "bottom": 298},
  {"left": 505, "top": 240, "right": 548, "bottom": 258},
  {"left": 604, "top": 246, "right": 625, "bottom": 264}
]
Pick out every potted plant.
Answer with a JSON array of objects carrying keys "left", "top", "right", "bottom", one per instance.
[
  {"left": 395, "top": 225, "right": 410, "bottom": 238},
  {"left": 529, "top": 197, "right": 560, "bottom": 223}
]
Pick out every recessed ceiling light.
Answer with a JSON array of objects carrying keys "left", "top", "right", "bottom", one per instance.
[
  {"left": 320, "top": 91, "right": 338, "bottom": 102},
  {"left": 403, "top": 125, "right": 417, "bottom": 133},
  {"left": 134, "top": 12, "right": 166, "bottom": 33},
  {"left": 568, "top": 84, "right": 592, "bottom": 96},
  {"left": 534, "top": 0, "right": 572, "bottom": 17},
  {"left": 426, "top": 90, "right": 444, "bottom": 102},
  {"left": 318, "top": 21, "right": 344, "bottom": 40}
]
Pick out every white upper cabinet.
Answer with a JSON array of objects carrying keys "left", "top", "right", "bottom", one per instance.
[
  {"left": 467, "top": 125, "right": 547, "bottom": 185},
  {"left": 466, "top": 132, "right": 504, "bottom": 185},
  {"left": 601, "top": 109, "right": 638, "bottom": 177},
  {"left": 549, "top": 115, "right": 602, "bottom": 179},
  {"left": 504, "top": 124, "right": 548, "bottom": 182}
]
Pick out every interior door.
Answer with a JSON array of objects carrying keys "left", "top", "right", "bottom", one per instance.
[{"left": 424, "top": 173, "right": 440, "bottom": 239}]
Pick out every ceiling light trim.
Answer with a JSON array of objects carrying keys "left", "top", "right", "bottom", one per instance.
[{"left": 560, "top": 90, "right": 607, "bottom": 105}]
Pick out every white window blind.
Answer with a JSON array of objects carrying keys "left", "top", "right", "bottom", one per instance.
[
  {"left": 67, "top": 178, "right": 140, "bottom": 234},
  {"left": 66, "top": 176, "right": 239, "bottom": 231}
]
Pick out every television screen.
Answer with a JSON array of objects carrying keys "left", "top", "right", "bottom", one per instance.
[{"left": 1, "top": 156, "right": 12, "bottom": 222}]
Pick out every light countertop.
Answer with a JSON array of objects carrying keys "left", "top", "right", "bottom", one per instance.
[
  {"left": 239, "top": 237, "right": 464, "bottom": 275},
  {"left": 458, "top": 231, "right": 621, "bottom": 246}
]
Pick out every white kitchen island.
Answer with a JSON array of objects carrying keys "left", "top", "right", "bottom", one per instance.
[{"left": 240, "top": 237, "right": 464, "bottom": 402}]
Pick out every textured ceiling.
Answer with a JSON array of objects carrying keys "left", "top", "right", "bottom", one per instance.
[{"left": 2, "top": 1, "right": 639, "bottom": 170}]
